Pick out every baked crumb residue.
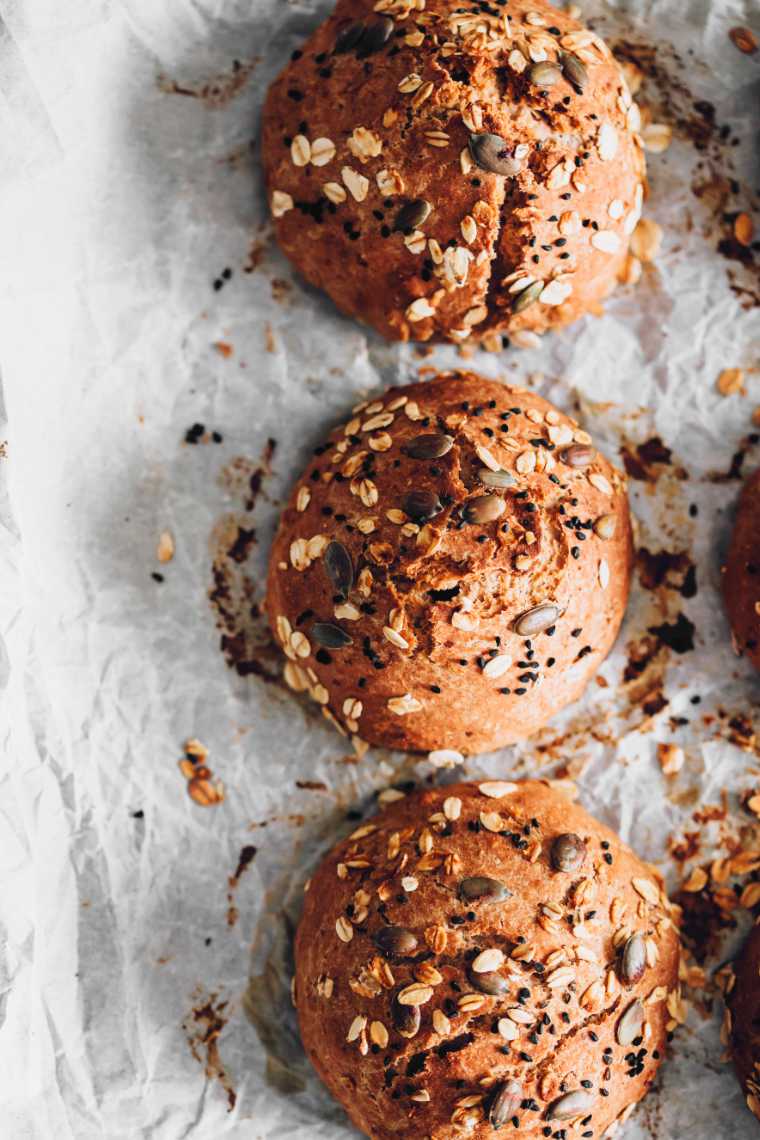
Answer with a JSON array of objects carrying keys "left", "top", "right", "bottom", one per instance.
[
  {"left": 183, "top": 985, "right": 237, "bottom": 1111},
  {"left": 158, "top": 57, "right": 258, "bottom": 109}
]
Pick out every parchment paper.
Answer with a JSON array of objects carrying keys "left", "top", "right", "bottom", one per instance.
[{"left": 1, "top": 0, "right": 760, "bottom": 1137}]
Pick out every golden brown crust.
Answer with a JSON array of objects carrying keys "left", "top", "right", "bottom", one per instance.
[
  {"left": 261, "top": 0, "right": 645, "bottom": 344},
  {"left": 294, "top": 780, "right": 681, "bottom": 1139},
  {"left": 723, "top": 468, "right": 760, "bottom": 672},
  {"left": 266, "top": 371, "right": 633, "bottom": 755},
  {"left": 729, "top": 923, "right": 760, "bottom": 1124}
]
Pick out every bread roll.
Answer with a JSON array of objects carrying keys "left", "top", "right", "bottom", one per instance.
[
  {"left": 262, "top": 0, "right": 644, "bottom": 344},
  {"left": 267, "top": 371, "right": 632, "bottom": 755},
  {"left": 294, "top": 780, "right": 681, "bottom": 1139},
  {"left": 723, "top": 467, "right": 760, "bottom": 672},
  {"left": 727, "top": 922, "right": 760, "bottom": 1124}
]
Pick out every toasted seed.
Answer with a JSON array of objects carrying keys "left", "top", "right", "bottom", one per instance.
[
  {"left": 560, "top": 443, "right": 596, "bottom": 468},
  {"left": 459, "top": 876, "right": 512, "bottom": 903},
  {"left": 512, "top": 280, "right": 543, "bottom": 312},
  {"left": 594, "top": 513, "right": 617, "bottom": 540},
  {"left": 467, "top": 967, "right": 508, "bottom": 995},
  {"left": 529, "top": 61, "right": 562, "bottom": 86},
  {"left": 469, "top": 133, "right": 522, "bottom": 177},
  {"left": 488, "top": 1080, "right": 523, "bottom": 1128},
  {"left": 550, "top": 832, "right": 586, "bottom": 873},
  {"left": 311, "top": 622, "right": 352, "bottom": 649},
  {"left": 547, "top": 1090, "right": 595, "bottom": 1121},
  {"left": 479, "top": 468, "right": 516, "bottom": 489},
  {"left": 334, "top": 20, "right": 365, "bottom": 53},
  {"left": 405, "top": 432, "right": 453, "bottom": 459},
  {"left": 472, "top": 948, "right": 505, "bottom": 973},
  {"left": 375, "top": 925, "right": 418, "bottom": 959},
  {"left": 357, "top": 16, "right": 393, "bottom": 56},
  {"left": 397, "top": 982, "right": 433, "bottom": 1006},
  {"left": 392, "top": 997, "right": 421, "bottom": 1038},
  {"left": 561, "top": 52, "right": 588, "bottom": 91},
  {"left": 512, "top": 603, "right": 559, "bottom": 636},
  {"left": 463, "top": 494, "right": 505, "bottom": 524},
  {"left": 617, "top": 998, "right": 645, "bottom": 1045},
  {"left": 621, "top": 933, "right": 647, "bottom": 985},
  {"left": 324, "top": 540, "right": 353, "bottom": 599},
  {"left": 394, "top": 199, "right": 432, "bottom": 232},
  {"left": 403, "top": 489, "right": 443, "bottom": 522}
]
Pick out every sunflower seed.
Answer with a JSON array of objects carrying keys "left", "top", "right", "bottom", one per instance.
[
  {"left": 324, "top": 540, "right": 353, "bottom": 599},
  {"left": 547, "top": 1090, "right": 595, "bottom": 1121},
  {"left": 479, "top": 468, "right": 516, "bottom": 489},
  {"left": 561, "top": 52, "right": 588, "bottom": 91},
  {"left": 311, "top": 622, "right": 353, "bottom": 648},
  {"left": 405, "top": 432, "right": 453, "bottom": 459},
  {"left": 392, "top": 997, "right": 421, "bottom": 1038},
  {"left": 621, "top": 933, "right": 647, "bottom": 985},
  {"left": 356, "top": 16, "right": 393, "bottom": 57},
  {"left": 472, "top": 948, "right": 505, "bottom": 973},
  {"left": 375, "top": 926, "right": 418, "bottom": 959},
  {"left": 334, "top": 21, "right": 365, "bottom": 53},
  {"left": 488, "top": 1080, "right": 523, "bottom": 1128},
  {"left": 467, "top": 966, "right": 508, "bottom": 995},
  {"left": 459, "top": 876, "right": 512, "bottom": 903},
  {"left": 468, "top": 133, "right": 522, "bottom": 177},
  {"left": 560, "top": 444, "right": 596, "bottom": 468},
  {"left": 512, "top": 280, "right": 544, "bottom": 312},
  {"left": 616, "top": 998, "right": 645, "bottom": 1045},
  {"left": 403, "top": 489, "right": 443, "bottom": 522},
  {"left": 550, "top": 832, "right": 586, "bottom": 872},
  {"left": 463, "top": 494, "right": 505, "bottom": 524},
  {"left": 529, "top": 61, "right": 562, "bottom": 86},
  {"left": 512, "top": 603, "right": 559, "bottom": 636},
  {"left": 394, "top": 199, "right": 432, "bottom": 232}
]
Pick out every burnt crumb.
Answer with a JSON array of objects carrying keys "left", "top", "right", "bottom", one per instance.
[
  {"left": 185, "top": 422, "right": 206, "bottom": 444},
  {"left": 648, "top": 613, "right": 696, "bottom": 654},
  {"left": 637, "top": 548, "right": 697, "bottom": 598},
  {"left": 151, "top": 572, "right": 164, "bottom": 583}
]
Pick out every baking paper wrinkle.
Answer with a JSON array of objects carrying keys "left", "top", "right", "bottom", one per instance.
[{"left": 0, "top": 0, "right": 759, "bottom": 1136}]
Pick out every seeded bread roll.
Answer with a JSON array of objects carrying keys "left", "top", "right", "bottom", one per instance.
[
  {"left": 728, "top": 923, "right": 760, "bottom": 1124},
  {"left": 294, "top": 780, "right": 681, "bottom": 1140},
  {"left": 723, "top": 468, "right": 760, "bottom": 672},
  {"left": 267, "top": 371, "right": 632, "bottom": 755},
  {"left": 261, "top": 0, "right": 644, "bottom": 345}
]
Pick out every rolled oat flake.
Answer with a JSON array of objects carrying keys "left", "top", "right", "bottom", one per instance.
[{"left": 468, "top": 133, "right": 522, "bottom": 177}]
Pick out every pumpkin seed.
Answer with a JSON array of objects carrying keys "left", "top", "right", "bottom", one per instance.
[
  {"left": 311, "top": 622, "right": 353, "bottom": 648},
  {"left": 561, "top": 52, "right": 588, "bottom": 92},
  {"left": 479, "top": 468, "right": 516, "bottom": 490},
  {"left": 547, "top": 1090, "right": 595, "bottom": 1121},
  {"left": 512, "top": 602, "right": 559, "bottom": 636},
  {"left": 459, "top": 876, "right": 512, "bottom": 903},
  {"left": 468, "top": 133, "right": 522, "bottom": 177},
  {"left": 550, "top": 832, "right": 586, "bottom": 873},
  {"left": 324, "top": 540, "right": 353, "bottom": 599},
  {"left": 403, "top": 489, "right": 443, "bottom": 522},
  {"left": 394, "top": 199, "right": 432, "bottom": 232},
  {"left": 594, "top": 513, "right": 617, "bottom": 540},
  {"left": 529, "top": 61, "right": 562, "bottom": 86},
  {"left": 467, "top": 967, "right": 508, "bottom": 995},
  {"left": 512, "top": 280, "right": 544, "bottom": 312},
  {"left": 375, "top": 926, "right": 418, "bottom": 959},
  {"left": 405, "top": 432, "right": 453, "bottom": 459},
  {"left": 616, "top": 998, "right": 645, "bottom": 1045},
  {"left": 560, "top": 443, "right": 596, "bottom": 468},
  {"left": 489, "top": 1080, "right": 523, "bottom": 1128},
  {"left": 463, "top": 494, "right": 505, "bottom": 524},
  {"left": 334, "top": 20, "right": 365, "bottom": 53},
  {"left": 621, "top": 933, "right": 647, "bottom": 985},
  {"left": 356, "top": 16, "right": 393, "bottom": 56},
  {"left": 392, "top": 996, "right": 421, "bottom": 1038}
]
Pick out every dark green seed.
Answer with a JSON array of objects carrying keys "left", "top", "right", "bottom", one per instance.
[
  {"left": 324, "top": 540, "right": 353, "bottom": 599},
  {"left": 356, "top": 16, "right": 393, "bottom": 56},
  {"left": 529, "top": 61, "right": 562, "bottom": 86},
  {"left": 547, "top": 1090, "right": 595, "bottom": 1121},
  {"left": 560, "top": 443, "right": 596, "bottom": 469},
  {"left": 403, "top": 489, "right": 443, "bottom": 522},
  {"left": 561, "top": 52, "right": 588, "bottom": 92},
  {"left": 459, "top": 876, "right": 512, "bottom": 903},
  {"left": 550, "top": 832, "right": 586, "bottom": 873},
  {"left": 405, "top": 432, "right": 453, "bottom": 459},
  {"left": 511, "top": 280, "right": 543, "bottom": 312},
  {"left": 311, "top": 622, "right": 352, "bottom": 648},
  {"left": 463, "top": 494, "right": 505, "bottom": 524},
  {"left": 512, "top": 602, "right": 559, "bottom": 636},
  {"left": 489, "top": 1080, "right": 523, "bottom": 1128},
  {"left": 621, "top": 934, "right": 647, "bottom": 985},
  {"left": 392, "top": 997, "right": 421, "bottom": 1038},
  {"left": 394, "top": 199, "right": 432, "bottom": 232},
  {"left": 468, "top": 133, "right": 522, "bottom": 177},
  {"left": 375, "top": 926, "right": 418, "bottom": 959},
  {"left": 467, "top": 967, "right": 508, "bottom": 995},
  {"left": 334, "top": 20, "right": 365, "bottom": 53}
]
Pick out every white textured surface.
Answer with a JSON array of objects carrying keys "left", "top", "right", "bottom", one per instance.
[{"left": 0, "top": 0, "right": 759, "bottom": 1136}]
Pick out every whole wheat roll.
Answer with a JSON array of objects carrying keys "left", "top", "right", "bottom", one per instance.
[
  {"left": 294, "top": 780, "right": 681, "bottom": 1139},
  {"left": 723, "top": 467, "right": 760, "bottom": 673}
]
